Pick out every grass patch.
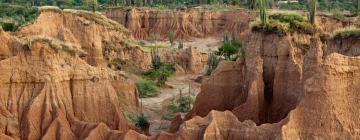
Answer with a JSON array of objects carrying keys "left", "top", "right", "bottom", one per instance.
[
  {"left": 332, "top": 26, "right": 360, "bottom": 39},
  {"left": 135, "top": 79, "right": 158, "bottom": 98},
  {"left": 251, "top": 13, "right": 315, "bottom": 35}
]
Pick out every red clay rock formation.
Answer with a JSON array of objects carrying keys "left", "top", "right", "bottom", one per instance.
[
  {"left": 105, "top": 7, "right": 255, "bottom": 40},
  {"left": 0, "top": 37, "right": 138, "bottom": 139},
  {"left": 165, "top": 34, "right": 360, "bottom": 139},
  {"left": 186, "top": 60, "right": 245, "bottom": 118},
  {"left": 16, "top": 6, "right": 153, "bottom": 72},
  {"left": 175, "top": 47, "right": 208, "bottom": 74}
]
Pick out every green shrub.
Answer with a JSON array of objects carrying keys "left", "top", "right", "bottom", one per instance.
[
  {"left": 251, "top": 13, "right": 315, "bottom": 35},
  {"left": 126, "top": 112, "right": 150, "bottom": 133},
  {"left": 176, "top": 95, "right": 193, "bottom": 113},
  {"left": 143, "top": 63, "right": 175, "bottom": 86},
  {"left": 215, "top": 33, "right": 244, "bottom": 61},
  {"left": 135, "top": 79, "right": 158, "bottom": 98},
  {"left": 166, "top": 95, "right": 194, "bottom": 113},
  {"left": 134, "top": 113, "right": 150, "bottom": 132},
  {"left": 0, "top": 4, "right": 39, "bottom": 32},
  {"left": 332, "top": 26, "right": 360, "bottom": 39}
]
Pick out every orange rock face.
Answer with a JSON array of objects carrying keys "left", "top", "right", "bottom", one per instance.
[
  {"left": 172, "top": 32, "right": 360, "bottom": 139},
  {"left": 105, "top": 7, "right": 255, "bottom": 40}
]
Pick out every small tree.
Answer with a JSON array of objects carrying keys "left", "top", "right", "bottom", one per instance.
[
  {"left": 168, "top": 31, "right": 175, "bottom": 46},
  {"left": 85, "top": 0, "right": 98, "bottom": 12},
  {"left": 309, "top": 0, "right": 317, "bottom": 25}
]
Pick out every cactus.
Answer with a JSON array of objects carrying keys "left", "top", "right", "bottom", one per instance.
[
  {"left": 356, "top": 0, "right": 360, "bottom": 16},
  {"left": 259, "top": 0, "right": 267, "bottom": 26},
  {"left": 178, "top": 39, "right": 184, "bottom": 49},
  {"left": 151, "top": 48, "right": 161, "bottom": 70},
  {"left": 309, "top": 0, "right": 317, "bottom": 25},
  {"left": 168, "top": 31, "right": 175, "bottom": 46}
]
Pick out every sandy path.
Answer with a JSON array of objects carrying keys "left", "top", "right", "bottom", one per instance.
[
  {"left": 137, "top": 37, "right": 221, "bottom": 135},
  {"left": 141, "top": 74, "right": 201, "bottom": 135}
]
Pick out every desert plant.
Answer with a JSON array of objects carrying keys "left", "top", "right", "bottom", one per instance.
[
  {"left": 176, "top": 95, "right": 194, "bottom": 113},
  {"left": 206, "top": 53, "right": 220, "bottom": 76},
  {"left": 143, "top": 63, "right": 175, "bottom": 86},
  {"left": 308, "top": 0, "right": 317, "bottom": 25},
  {"left": 356, "top": 0, "right": 360, "bottom": 16},
  {"left": 135, "top": 79, "right": 158, "bottom": 98},
  {"left": 216, "top": 34, "right": 243, "bottom": 61},
  {"left": 178, "top": 39, "right": 184, "bottom": 49},
  {"left": 134, "top": 113, "right": 150, "bottom": 134},
  {"left": 259, "top": 0, "right": 267, "bottom": 26},
  {"left": 168, "top": 31, "right": 176, "bottom": 46},
  {"left": 251, "top": 13, "right": 315, "bottom": 35},
  {"left": 27, "top": 38, "right": 33, "bottom": 50},
  {"left": 151, "top": 48, "right": 161, "bottom": 70}
]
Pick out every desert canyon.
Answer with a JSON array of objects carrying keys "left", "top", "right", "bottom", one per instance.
[{"left": 0, "top": 1, "right": 359, "bottom": 140}]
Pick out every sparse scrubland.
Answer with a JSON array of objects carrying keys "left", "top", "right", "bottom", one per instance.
[{"left": 1, "top": 0, "right": 360, "bottom": 139}]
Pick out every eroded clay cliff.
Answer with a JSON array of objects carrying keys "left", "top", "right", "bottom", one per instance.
[
  {"left": 169, "top": 31, "right": 360, "bottom": 139},
  {"left": 105, "top": 7, "right": 255, "bottom": 40}
]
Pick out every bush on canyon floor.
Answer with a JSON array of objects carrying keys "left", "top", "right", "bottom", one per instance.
[
  {"left": 166, "top": 95, "right": 194, "bottom": 113},
  {"left": 143, "top": 48, "right": 175, "bottom": 86},
  {"left": 135, "top": 79, "right": 158, "bottom": 98},
  {"left": 135, "top": 113, "right": 150, "bottom": 133},
  {"left": 143, "top": 63, "right": 175, "bottom": 86},
  {"left": 251, "top": 13, "right": 315, "bottom": 35},
  {"left": 125, "top": 112, "right": 150, "bottom": 133},
  {"left": 332, "top": 26, "right": 360, "bottom": 38}
]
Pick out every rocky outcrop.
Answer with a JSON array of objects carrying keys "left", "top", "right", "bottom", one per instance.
[
  {"left": 0, "top": 37, "right": 141, "bottom": 139},
  {"left": 186, "top": 60, "right": 245, "bottom": 118},
  {"left": 105, "top": 7, "right": 255, "bottom": 40},
  {"left": 171, "top": 31, "right": 360, "bottom": 139},
  {"left": 15, "top": 6, "right": 154, "bottom": 72},
  {"left": 175, "top": 47, "right": 208, "bottom": 74}
]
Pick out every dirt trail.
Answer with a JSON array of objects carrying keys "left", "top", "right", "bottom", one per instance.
[
  {"left": 138, "top": 37, "right": 221, "bottom": 135},
  {"left": 141, "top": 74, "right": 201, "bottom": 135}
]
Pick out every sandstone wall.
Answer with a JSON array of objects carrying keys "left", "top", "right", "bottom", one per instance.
[{"left": 105, "top": 7, "right": 255, "bottom": 40}]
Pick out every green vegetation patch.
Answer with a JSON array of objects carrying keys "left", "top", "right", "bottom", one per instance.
[
  {"left": 135, "top": 79, "right": 158, "bottom": 98},
  {"left": 143, "top": 63, "right": 175, "bottom": 86},
  {"left": 0, "top": 4, "right": 39, "bottom": 32},
  {"left": 251, "top": 13, "right": 315, "bottom": 35},
  {"left": 332, "top": 26, "right": 360, "bottom": 39}
]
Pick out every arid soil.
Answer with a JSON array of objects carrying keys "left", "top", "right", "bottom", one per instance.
[{"left": 1, "top": 6, "right": 360, "bottom": 140}]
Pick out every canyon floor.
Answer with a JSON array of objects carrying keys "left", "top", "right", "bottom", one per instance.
[{"left": 140, "top": 37, "right": 221, "bottom": 135}]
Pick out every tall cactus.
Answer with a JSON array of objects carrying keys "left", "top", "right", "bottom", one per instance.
[
  {"left": 309, "top": 0, "right": 317, "bottom": 25},
  {"left": 356, "top": 0, "right": 360, "bottom": 16},
  {"left": 259, "top": 0, "right": 267, "bottom": 26}
]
